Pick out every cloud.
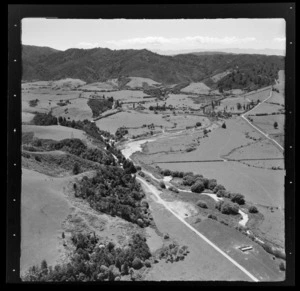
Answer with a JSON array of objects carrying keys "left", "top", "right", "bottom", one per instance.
[
  {"left": 273, "top": 37, "right": 286, "bottom": 42},
  {"left": 105, "top": 36, "right": 257, "bottom": 48},
  {"left": 75, "top": 42, "right": 99, "bottom": 48}
]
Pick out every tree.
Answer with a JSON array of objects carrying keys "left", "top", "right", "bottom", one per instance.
[
  {"left": 236, "top": 103, "right": 242, "bottom": 110},
  {"left": 73, "top": 162, "right": 80, "bottom": 175},
  {"left": 41, "top": 259, "right": 48, "bottom": 270},
  {"left": 221, "top": 122, "right": 226, "bottom": 129},
  {"left": 273, "top": 122, "right": 278, "bottom": 129},
  {"left": 230, "top": 193, "right": 245, "bottom": 205},
  {"left": 191, "top": 181, "right": 205, "bottom": 193},
  {"left": 220, "top": 202, "right": 239, "bottom": 215},
  {"left": 248, "top": 206, "right": 258, "bottom": 213},
  {"left": 196, "top": 122, "right": 202, "bottom": 127}
]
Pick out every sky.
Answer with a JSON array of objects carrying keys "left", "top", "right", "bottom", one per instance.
[{"left": 22, "top": 18, "right": 286, "bottom": 54}]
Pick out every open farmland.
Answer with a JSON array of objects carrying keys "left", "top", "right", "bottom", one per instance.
[
  {"left": 96, "top": 110, "right": 173, "bottom": 134},
  {"left": 20, "top": 41, "right": 287, "bottom": 282},
  {"left": 22, "top": 125, "right": 88, "bottom": 141}
]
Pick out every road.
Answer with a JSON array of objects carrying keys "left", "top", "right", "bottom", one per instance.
[
  {"left": 241, "top": 89, "right": 284, "bottom": 151},
  {"left": 136, "top": 176, "right": 259, "bottom": 282}
]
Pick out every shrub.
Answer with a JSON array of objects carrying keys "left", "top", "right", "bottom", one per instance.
[
  {"left": 144, "top": 260, "right": 151, "bottom": 268},
  {"left": 248, "top": 206, "right": 258, "bottom": 213},
  {"left": 34, "top": 155, "right": 41, "bottom": 162},
  {"left": 196, "top": 122, "right": 202, "bottom": 127},
  {"left": 138, "top": 171, "right": 145, "bottom": 177},
  {"left": 182, "top": 175, "right": 198, "bottom": 186},
  {"left": 220, "top": 202, "right": 239, "bottom": 215},
  {"left": 159, "top": 181, "right": 166, "bottom": 189},
  {"left": 169, "top": 186, "right": 179, "bottom": 193},
  {"left": 132, "top": 258, "right": 143, "bottom": 270},
  {"left": 191, "top": 181, "right": 205, "bottom": 193},
  {"left": 215, "top": 200, "right": 224, "bottom": 211},
  {"left": 213, "top": 184, "right": 226, "bottom": 193},
  {"left": 208, "top": 214, "right": 217, "bottom": 220},
  {"left": 279, "top": 261, "right": 286, "bottom": 271},
  {"left": 230, "top": 193, "right": 245, "bottom": 205},
  {"left": 162, "top": 169, "right": 172, "bottom": 176},
  {"left": 72, "top": 162, "right": 80, "bottom": 175},
  {"left": 207, "top": 179, "right": 217, "bottom": 190},
  {"left": 196, "top": 200, "right": 208, "bottom": 208}
]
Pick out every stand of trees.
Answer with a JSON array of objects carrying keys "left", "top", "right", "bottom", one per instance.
[
  {"left": 75, "top": 166, "right": 151, "bottom": 227},
  {"left": 33, "top": 112, "right": 58, "bottom": 125},
  {"left": 22, "top": 232, "right": 152, "bottom": 282}
]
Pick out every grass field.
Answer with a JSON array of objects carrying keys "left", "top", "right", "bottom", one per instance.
[
  {"left": 181, "top": 82, "right": 211, "bottom": 94},
  {"left": 21, "top": 168, "right": 72, "bottom": 273},
  {"left": 96, "top": 110, "right": 172, "bottom": 134},
  {"left": 251, "top": 114, "right": 285, "bottom": 136},
  {"left": 22, "top": 125, "right": 88, "bottom": 141},
  {"left": 126, "top": 77, "right": 161, "bottom": 89}
]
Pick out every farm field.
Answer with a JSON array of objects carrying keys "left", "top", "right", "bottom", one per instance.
[
  {"left": 243, "top": 87, "right": 271, "bottom": 103},
  {"left": 247, "top": 102, "right": 284, "bottom": 115},
  {"left": 22, "top": 125, "right": 88, "bottom": 141},
  {"left": 250, "top": 114, "right": 285, "bottom": 136},
  {"left": 96, "top": 110, "right": 172, "bottom": 134},
  {"left": 22, "top": 112, "right": 35, "bottom": 123},
  {"left": 51, "top": 98, "right": 93, "bottom": 121},
  {"left": 126, "top": 77, "right": 161, "bottom": 89},
  {"left": 211, "top": 70, "right": 231, "bottom": 83}
]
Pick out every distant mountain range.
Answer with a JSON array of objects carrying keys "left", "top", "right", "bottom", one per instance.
[
  {"left": 152, "top": 48, "right": 285, "bottom": 56},
  {"left": 21, "top": 45, "right": 284, "bottom": 88}
]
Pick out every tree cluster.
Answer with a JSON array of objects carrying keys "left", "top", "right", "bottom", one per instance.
[
  {"left": 33, "top": 112, "right": 58, "bottom": 126},
  {"left": 87, "top": 98, "right": 114, "bottom": 118},
  {"left": 76, "top": 167, "right": 151, "bottom": 227},
  {"left": 22, "top": 232, "right": 151, "bottom": 282}
]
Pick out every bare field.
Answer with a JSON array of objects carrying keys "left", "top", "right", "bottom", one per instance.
[{"left": 211, "top": 70, "right": 231, "bottom": 83}]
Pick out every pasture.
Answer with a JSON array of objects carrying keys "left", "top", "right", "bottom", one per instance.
[{"left": 181, "top": 82, "right": 211, "bottom": 94}]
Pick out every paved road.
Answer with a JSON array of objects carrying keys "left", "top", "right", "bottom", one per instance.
[{"left": 137, "top": 176, "right": 259, "bottom": 282}]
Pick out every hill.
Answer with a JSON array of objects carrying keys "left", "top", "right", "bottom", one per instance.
[{"left": 22, "top": 45, "right": 284, "bottom": 89}]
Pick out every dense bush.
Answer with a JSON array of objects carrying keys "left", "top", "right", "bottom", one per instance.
[
  {"left": 33, "top": 112, "right": 58, "bottom": 126},
  {"left": 72, "top": 162, "right": 80, "bottom": 175},
  {"left": 208, "top": 214, "right": 217, "bottom": 220},
  {"left": 115, "top": 127, "right": 128, "bottom": 140},
  {"left": 87, "top": 98, "right": 113, "bottom": 118},
  {"left": 76, "top": 167, "right": 150, "bottom": 227},
  {"left": 22, "top": 232, "right": 151, "bottom": 282}
]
